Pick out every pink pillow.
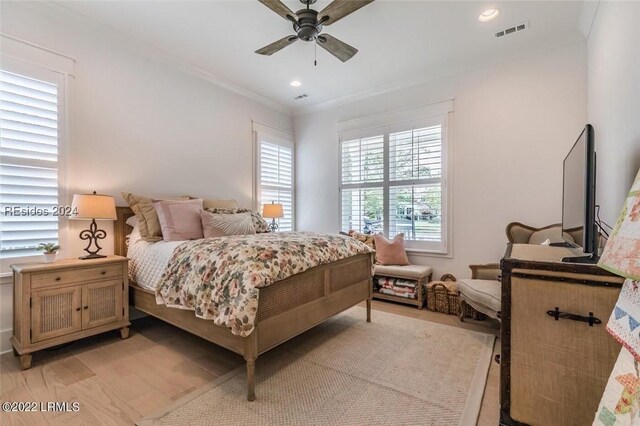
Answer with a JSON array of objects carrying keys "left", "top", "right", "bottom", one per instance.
[
  {"left": 153, "top": 198, "right": 204, "bottom": 241},
  {"left": 373, "top": 234, "right": 410, "bottom": 266}
]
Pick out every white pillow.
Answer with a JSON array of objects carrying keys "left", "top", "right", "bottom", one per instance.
[
  {"left": 125, "top": 215, "right": 138, "bottom": 228},
  {"left": 201, "top": 211, "right": 256, "bottom": 237}
]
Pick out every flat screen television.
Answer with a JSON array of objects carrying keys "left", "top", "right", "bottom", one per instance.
[{"left": 560, "top": 124, "right": 598, "bottom": 263}]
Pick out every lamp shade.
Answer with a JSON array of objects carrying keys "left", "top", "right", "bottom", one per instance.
[
  {"left": 262, "top": 203, "right": 284, "bottom": 219},
  {"left": 71, "top": 193, "right": 117, "bottom": 220},
  {"left": 598, "top": 168, "right": 640, "bottom": 280}
]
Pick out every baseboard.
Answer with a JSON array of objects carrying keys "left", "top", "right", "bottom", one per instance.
[{"left": 0, "top": 328, "right": 12, "bottom": 354}]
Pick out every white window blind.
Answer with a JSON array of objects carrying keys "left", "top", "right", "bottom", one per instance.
[
  {"left": 0, "top": 70, "right": 60, "bottom": 258},
  {"left": 339, "top": 115, "right": 449, "bottom": 253},
  {"left": 341, "top": 135, "right": 384, "bottom": 185},
  {"left": 388, "top": 125, "right": 444, "bottom": 245},
  {"left": 340, "top": 134, "right": 384, "bottom": 234},
  {"left": 258, "top": 137, "right": 294, "bottom": 231}
]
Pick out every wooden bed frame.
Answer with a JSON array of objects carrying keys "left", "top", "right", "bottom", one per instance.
[{"left": 114, "top": 207, "right": 373, "bottom": 401}]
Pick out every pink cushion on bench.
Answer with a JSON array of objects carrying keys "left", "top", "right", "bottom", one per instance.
[{"left": 374, "top": 234, "right": 410, "bottom": 266}]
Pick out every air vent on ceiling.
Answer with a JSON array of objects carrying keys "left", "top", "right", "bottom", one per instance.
[
  {"left": 293, "top": 94, "right": 309, "bottom": 100},
  {"left": 495, "top": 21, "right": 529, "bottom": 38}
]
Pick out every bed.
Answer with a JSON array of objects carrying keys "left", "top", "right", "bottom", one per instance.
[{"left": 114, "top": 207, "right": 373, "bottom": 400}]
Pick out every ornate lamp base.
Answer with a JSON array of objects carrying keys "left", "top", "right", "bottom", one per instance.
[
  {"left": 269, "top": 219, "right": 279, "bottom": 232},
  {"left": 79, "top": 219, "right": 108, "bottom": 260},
  {"left": 79, "top": 253, "right": 107, "bottom": 260}
]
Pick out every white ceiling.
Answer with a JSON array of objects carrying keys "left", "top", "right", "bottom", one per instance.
[{"left": 52, "top": 0, "right": 585, "bottom": 110}]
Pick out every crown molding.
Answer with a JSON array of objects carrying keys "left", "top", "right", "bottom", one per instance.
[
  {"left": 295, "top": 69, "right": 459, "bottom": 116},
  {"left": 295, "top": 37, "right": 587, "bottom": 116},
  {"left": 27, "top": 1, "right": 292, "bottom": 115}
]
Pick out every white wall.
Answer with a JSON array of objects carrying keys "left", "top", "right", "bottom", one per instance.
[
  {"left": 587, "top": 1, "right": 640, "bottom": 224},
  {"left": 295, "top": 42, "right": 588, "bottom": 279},
  {"left": 0, "top": 2, "right": 293, "bottom": 352}
]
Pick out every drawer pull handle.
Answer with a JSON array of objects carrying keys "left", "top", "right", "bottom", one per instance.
[
  {"left": 547, "top": 307, "right": 601, "bottom": 326},
  {"left": 55, "top": 277, "right": 61, "bottom": 281},
  {"left": 101, "top": 271, "right": 106, "bottom": 275},
  {"left": 83, "top": 306, "right": 89, "bottom": 310},
  {"left": 76, "top": 307, "right": 81, "bottom": 311}
]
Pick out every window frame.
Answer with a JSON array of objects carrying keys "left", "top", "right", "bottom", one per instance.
[
  {"left": 254, "top": 129, "right": 295, "bottom": 232},
  {"left": 0, "top": 57, "right": 68, "bottom": 270},
  {"left": 339, "top": 113, "right": 452, "bottom": 255}
]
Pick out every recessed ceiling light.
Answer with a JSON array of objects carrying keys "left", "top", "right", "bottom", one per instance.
[
  {"left": 290, "top": 80, "right": 302, "bottom": 87},
  {"left": 479, "top": 8, "right": 500, "bottom": 22}
]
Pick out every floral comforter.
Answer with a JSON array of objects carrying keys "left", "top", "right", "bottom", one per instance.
[{"left": 155, "top": 232, "right": 374, "bottom": 337}]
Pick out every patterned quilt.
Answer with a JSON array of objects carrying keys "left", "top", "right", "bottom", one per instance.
[{"left": 155, "top": 232, "right": 374, "bottom": 337}]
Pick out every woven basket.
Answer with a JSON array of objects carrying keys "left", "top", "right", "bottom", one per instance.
[
  {"left": 426, "top": 274, "right": 484, "bottom": 319},
  {"left": 426, "top": 281, "right": 459, "bottom": 315}
]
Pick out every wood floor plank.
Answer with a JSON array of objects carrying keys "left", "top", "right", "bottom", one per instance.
[
  {"left": 0, "top": 353, "right": 26, "bottom": 394},
  {"left": 46, "top": 356, "right": 95, "bottom": 387},
  {"left": 0, "top": 385, "right": 50, "bottom": 426},
  {"left": 67, "top": 376, "right": 140, "bottom": 426},
  {"left": 125, "top": 390, "right": 174, "bottom": 418}
]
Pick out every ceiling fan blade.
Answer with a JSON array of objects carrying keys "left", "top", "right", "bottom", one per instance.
[
  {"left": 316, "top": 34, "right": 358, "bottom": 62},
  {"left": 255, "top": 35, "right": 299, "bottom": 56},
  {"left": 318, "top": 0, "right": 374, "bottom": 26},
  {"left": 258, "top": 0, "right": 297, "bottom": 23}
]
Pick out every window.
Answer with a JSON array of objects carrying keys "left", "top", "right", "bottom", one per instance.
[
  {"left": 0, "top": 67, "right": 63, "bottom": 258},
  {"left": 256, "top": 134, "right": 294, "bottom": 231},
  {"left": 340, "top": 115, "right": 449, "bottom": 253}
]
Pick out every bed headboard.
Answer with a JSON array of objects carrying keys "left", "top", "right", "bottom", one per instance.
[{"left": 114, "top": 206, "right": 135, "bottom": 257}]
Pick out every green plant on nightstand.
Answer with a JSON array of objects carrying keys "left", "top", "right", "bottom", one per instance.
[{"left": 37, "top": 243, "right": 60, "bottom": 263}]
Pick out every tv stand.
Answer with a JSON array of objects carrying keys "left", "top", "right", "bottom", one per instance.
[
  {"left": 561, "top": 253, "right": 600, "bottom": 264},
  {"left": 500, "top": 244, "right": 623, "bottom": 426}
]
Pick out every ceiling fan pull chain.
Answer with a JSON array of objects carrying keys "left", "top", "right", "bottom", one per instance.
[{"left": 314, "top": 42, "right": 317, "bottom": 66}]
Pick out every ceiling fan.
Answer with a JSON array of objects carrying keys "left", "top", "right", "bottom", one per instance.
[{"left": 256, "top": 0, "right": 374, "bottom": 62}]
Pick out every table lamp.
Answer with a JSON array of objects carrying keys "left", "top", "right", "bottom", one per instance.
[
  {"left": 71, "top": 191, "right": 117, "bottom": 259},
  {"left": 593, "top": 167, "right": 640, "bottom": 424},
  {"left": 262, "top": 202, "right": 284, "bottom": 232}
]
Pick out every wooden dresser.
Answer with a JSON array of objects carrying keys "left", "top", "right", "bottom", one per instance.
[
  {"left": 11, "top": 255, "right": 130, "bottom": 369},
  {"left": 500, "top": 244, "right": 623, "bottom": 426}
]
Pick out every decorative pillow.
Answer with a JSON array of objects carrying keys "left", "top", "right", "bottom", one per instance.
[
  {"left": 122, "top": 192, "right": 189, "bottom": 242},
  {"left": 199, "top": 198, "right": 239, "bottom": 210},
  {"left": 153, "top": 198, "right": 204, "bottom": 241},
  {"left": 347, "top": 230, "right": 376, "bottom": 250},
  {"left": 125, "top": 215, "right": 138, "bottom": 228},
  {"left": 201, "top": 210, "right": 256, "bottom": 237},
  {"left": 204, "top": 208, "right": 271, "bottom": 233},
  {"left": 373, "top": 233, "right": 410, "bottom": 266}
]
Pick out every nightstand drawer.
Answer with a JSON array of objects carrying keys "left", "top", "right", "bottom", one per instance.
[{"left": 31, "top": 264, "right": 123, "bottom": 289}]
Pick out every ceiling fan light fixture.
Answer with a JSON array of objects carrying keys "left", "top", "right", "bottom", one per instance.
[
  {"left": 290, "top": 80, "right": 302, "bottom": 87},
  {"left": 256, "top": 0, "right": 374, "bottom": 62},
  {"left": 479, "top": 8, "right": 500, "bottom": 22}
]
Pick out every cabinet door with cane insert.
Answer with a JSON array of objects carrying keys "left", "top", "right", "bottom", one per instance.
[
  {"left": 82, "top": 279, "right": 123, "bottom": 330},
  {"left": 31, "top": 286, "right": 82, "bottom": 343}
]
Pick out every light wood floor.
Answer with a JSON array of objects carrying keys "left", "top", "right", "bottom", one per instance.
[{"left": 0, "top": 300, "right": 500, "bottom": 425}]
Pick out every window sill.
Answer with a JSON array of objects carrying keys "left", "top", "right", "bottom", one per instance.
[{"left": 405, "top": 248, "right": 452, "bottom": 259}]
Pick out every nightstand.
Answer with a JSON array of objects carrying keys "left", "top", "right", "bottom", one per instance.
[{"left": 11, "top": 255, "right": 130, "bottom": 369}]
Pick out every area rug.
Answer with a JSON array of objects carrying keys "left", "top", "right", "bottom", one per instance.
[{"left": 139, "top": 307, "right": 495, "bottom": 426}]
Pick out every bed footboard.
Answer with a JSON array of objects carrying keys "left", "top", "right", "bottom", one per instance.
[{"left": 117, "top": 206, "right": 373, "bottom": 401}]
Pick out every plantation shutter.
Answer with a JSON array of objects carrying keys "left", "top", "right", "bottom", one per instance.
[
  {"left": 338, "top": 107, "right": 449, "bottom": 253},
  {"left": 340, "top": 134, "right": 384, "bottom": 234},
  {"left": 388, "top": 123, "right": 444, "bottom": 248},
  {"left": 0, "top": 70, "right": 60, "bottom": 258},
  {"left": 258, "top": 138, "right": 294, "bottom": 231}
]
